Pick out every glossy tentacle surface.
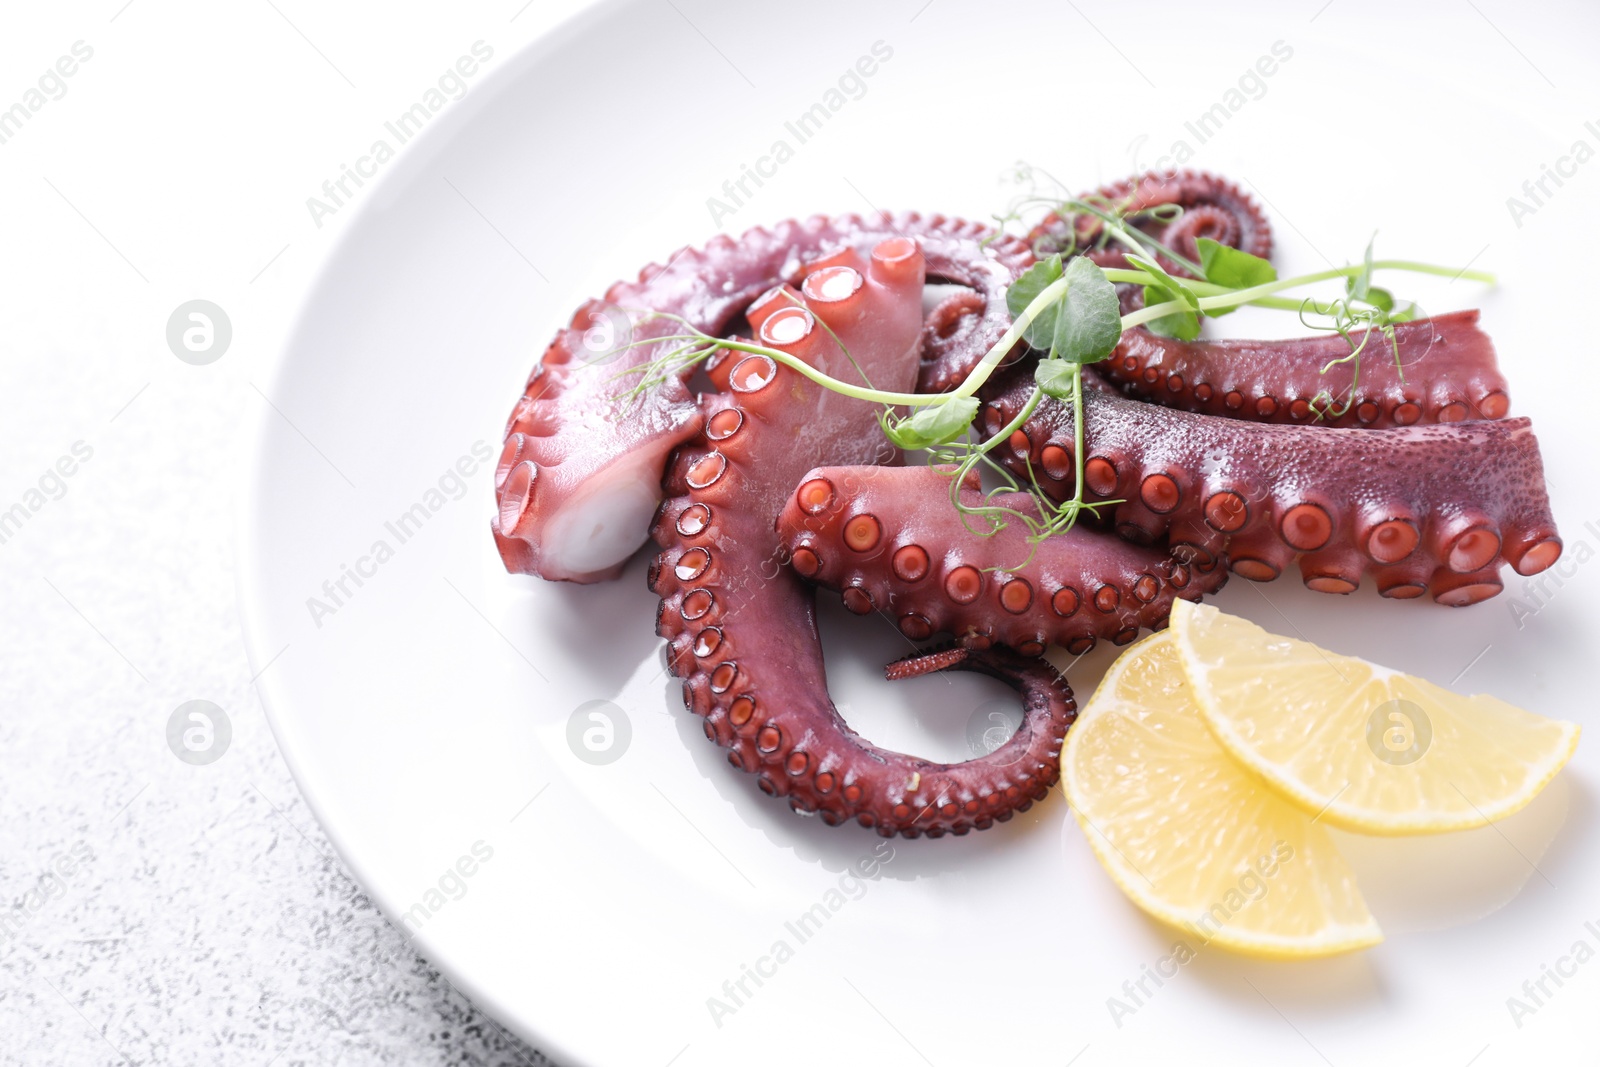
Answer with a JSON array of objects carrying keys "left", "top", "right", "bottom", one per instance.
[
  {"left": 983, "top": 362, "right": 1562, "bottom": 604},
  {"left": 649, "top": 241, "right": 1069, "bottom": 837},
  {"left": 778, "top": 464, "right": 1227, "bottom": 656},
  {"left": 912, "top": 222, "right": 1033, "bottom": 394},
  {"left": 1099, "top": 311, "right": 1511, "bottom": 428},
  {"left": 495, "top": 213, "right": 1030, "bottom": 582},
  {"left": 1027, "top": 170, "right": 1273, "bottom": 270}
]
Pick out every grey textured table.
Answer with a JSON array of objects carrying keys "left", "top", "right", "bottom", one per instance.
[
  {"left": 0, "top": 349, "right": 556, "bottom": 1066},
  {"left": 0, "top": 2, "right": 589, "bottom": 1062}
]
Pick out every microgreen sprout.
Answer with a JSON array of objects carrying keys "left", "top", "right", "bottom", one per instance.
[{"left": 613, "top": 169, "right": 1496, "bottom": 561}]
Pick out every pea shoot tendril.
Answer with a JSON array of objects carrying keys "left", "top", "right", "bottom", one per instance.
[{"left": 609, "top": 167, "right": 1495, "bottom": 561}]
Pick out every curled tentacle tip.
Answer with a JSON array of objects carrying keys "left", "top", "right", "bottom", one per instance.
[{"left": 884, "top": 645, "right": 970, "bottom": 681}]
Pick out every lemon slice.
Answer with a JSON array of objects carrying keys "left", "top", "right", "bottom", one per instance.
[
  {"left": 1064, "top": 629, "right": 1382, "bottom": 958},
  {"left": 1170, "top": 599, "right": 1580, "bottom": 835}
]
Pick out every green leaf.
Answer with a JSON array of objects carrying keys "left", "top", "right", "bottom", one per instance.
[
  {"left": 882, "top": 397, "right": 979, "bottom": 450},
  {"left": 1194, "top": 237, "right": 1276, "bottom": 318},
  {"left": 1034, "top": 358, "right": 1079, "bottom": 401},
  {"left": 1124, "top": 253, "right": 1199, "bottom": 311},
  {"left": 1141, "top": 290, "right": 1201, "bottom": 340},
  {"left": 1004, "top": 255, "right": 1122, "bottom": 363},
  {"left": 1195, "top": 236, "right": 1277, "bottom": 289},
  {"left": 1363, "top": 285, "right": 1395, "bottom": 313},
  {"left": 1050, "top": 257, "right": 1122, "bottom": 364},
  {"left": 1005, "top": 254, "right": 1065, "bottom": 351},
  {"left": 1126, "top": 253, "right": 1202, "bottom": 339},
  {"left": 1346, "top": 234, "right": 1377, "bottom": 302}
]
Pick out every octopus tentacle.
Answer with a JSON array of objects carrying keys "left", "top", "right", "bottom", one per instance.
[
  {"left": 650, "top": 240, "right": 1070, "bottom": 836},
  {"left": 778, "top": 464, "right": 1226, "bottom": 655},
  {"left": 884, "top": 644, "right": 973, "bottom": 680},
  {"left": 982, "top": 360, "right": 1562, "bottom": 604},
  {"left": 909, "top": 219, "right": 1033, "bottom": 395},
  {"left": 1098, "top": 311, "right": 1511, "bottom": 428},
  {"left": 1027, "top": 169, "right": 1273, "bottom": 270},
  {"left": 494, "top": 214, "right": 1031, "bottom": 581}
]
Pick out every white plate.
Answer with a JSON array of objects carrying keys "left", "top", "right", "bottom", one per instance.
[{"left": 242, "top": 1, "right": 1600, "bottom": 1063}]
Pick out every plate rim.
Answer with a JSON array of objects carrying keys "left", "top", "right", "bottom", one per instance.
[
  {"left": 232, "top": 8, "right": 1596, "bottom": 1063},
  {"left": 236, "top": 2, "right": 639, "bottom": 1062}
]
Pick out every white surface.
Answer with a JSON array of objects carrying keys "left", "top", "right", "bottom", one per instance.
[
  {"left": 0, "top": 2, "right": 588, "bottom": 1064},
  {"left": 6, "top": 1, "right": 1600, "bottom": 1065},
  {"left": 243, "top": 1, "right": 1600, "bottom": 1065}
]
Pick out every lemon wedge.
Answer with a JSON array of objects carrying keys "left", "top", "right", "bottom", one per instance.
[
  {"left": 1064, "top": 629, "right": 1383, "bottom": 958},
  {"left": 1170, "top": 599, "right": 1580, "bottom": 835}
]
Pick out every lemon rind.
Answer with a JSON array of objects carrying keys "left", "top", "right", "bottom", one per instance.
[
  {"left": 1064, "top": 630, "right": 1384, "bottom": 960},
  {"left": 1067, "top": 805, "right": 1385, "bottom": 959},
  {"left": 1171, "top": 602, "right": 1583, "bottom": 836}
]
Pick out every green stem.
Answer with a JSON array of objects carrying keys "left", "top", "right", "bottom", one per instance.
[
  {"left": 634, "top": 272, "right": 1073, "bottom": 410},
  {"left": 1121, "top": 299, "right": 1186, "bottom": 330},
  {"left": 1371, "top": 259, "right": 1496, "bottom": 284},
  {"left": 705, "top": 338, "right": 929, "bottom": 407},
  {"left": 1070, "top": 363, "right": 1087, "bottom": 522},
  {"left": 1065, "top": 198, "right": 1206, "bottom": 276},
  {"left": 974, "top": 385, "right": 1042, "bottom": 457},
  {"left": 1103, "top": 259, "right": 1494, "bottom": 304},
  {"left": 1109, "top": 258, "right": 1495, "bottom": 333},
  {"left": 1193, "top": 261, "right": 1493, "bottom": 309},
  {"left": 1102, "top": 270, "right": 1296, "bottom": 308},
  {"left": 629, "top": 249, "right": 1493, "bottom": 442},
  {"left": 948, "top": 275, "right": 1071, "bottom": 399}
]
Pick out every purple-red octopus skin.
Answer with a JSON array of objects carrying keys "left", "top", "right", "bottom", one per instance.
[
  {"left": 648, "top": 239, "right": 1069, "bottom": 837},
  {"left": 492, "top": 213, "right": 1031, "bottom": 582},
  {"left": 1028, "top": 170, "right": 1273, "bottom": 269},
  {"left": 982, "top": 360, "right": 1562, "bottom": 605},
  {"left": 1097, "top": 311, "right": 1511, "bottom": 428},
  {"left": 778, "top": 464, "right": 1226, "bottom": 655}
]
